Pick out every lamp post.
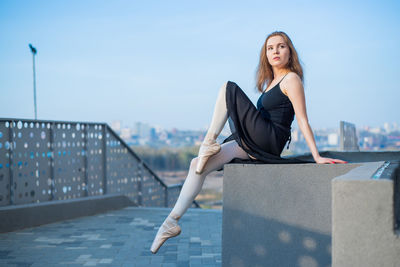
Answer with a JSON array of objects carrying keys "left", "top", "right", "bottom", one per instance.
[{"left": 29, "top": 44, "right": 37, "bottom": 120}]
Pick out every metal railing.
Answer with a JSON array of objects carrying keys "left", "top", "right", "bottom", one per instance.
[{"left": 0, "top": 118, "right": 199, "bottom": 208}]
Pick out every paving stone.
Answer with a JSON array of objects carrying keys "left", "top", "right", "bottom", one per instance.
[
  {"left": 175, "top": 261, "right": 190, "bottom": 267},
  {"left": 202, "top": 256, "right": 216, "bottom": 264},
  {"left": 0, "top": 207, "right": 222, "bottom": 266},
  {"left": 190, "top": 257, "right": 203, "bottom": 264},
  {"left": 150, "top": 256, "right": 164, "bottom": 263}
]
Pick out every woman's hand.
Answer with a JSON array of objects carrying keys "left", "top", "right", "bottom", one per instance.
[{"left": 314, "top": 156, "right": 348, "bottom": 164}]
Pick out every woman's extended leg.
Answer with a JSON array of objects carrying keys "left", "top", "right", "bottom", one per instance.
[
  {"left": 171, "top": 139, "right": 249, "bottom": 217},
  {"left": 196, "top": 82, "right": 229, "bottom": 174},
  {"left": 150, "top": 140, "right": 249, "bottom": 254}
]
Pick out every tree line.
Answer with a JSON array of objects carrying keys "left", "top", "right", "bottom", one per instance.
[{"left": 132, "top": 145, "right": 199, "bottom": 171}]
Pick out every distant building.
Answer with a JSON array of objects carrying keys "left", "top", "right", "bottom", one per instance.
[
  {"left": 384, "top": 122, "right": 391, "bottom": 133},
  {"left": 111, "top": 120, "right": 122, "bottom": 133},
  {"left": 120, "top": 128, "right": 132, "bottom": 140},
  {"left": 133, "top": 122, "right": 153, "bottom": 140},
  {"left": 328, "top": 133, "right": 339, "bottom": 146}
]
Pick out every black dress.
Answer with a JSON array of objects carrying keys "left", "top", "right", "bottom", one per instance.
[{"left": 222, "top": 74, "right": 310, "bottom": 164}]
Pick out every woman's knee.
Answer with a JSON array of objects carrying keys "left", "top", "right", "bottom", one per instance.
[
  {"left": 190, "top": 157, "right": 199, "bottom": 170},
  {"left": 219, "top": 82, "right": 228, "bottom": 94}
]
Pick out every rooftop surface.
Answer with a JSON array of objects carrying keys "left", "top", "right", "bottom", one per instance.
[{"left": 0, "top": 207, "right": 222, "bottom": 267}]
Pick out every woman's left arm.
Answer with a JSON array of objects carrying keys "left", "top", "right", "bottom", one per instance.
[{"left": 284, "top": 74, "right": 347, "bottom": 164}]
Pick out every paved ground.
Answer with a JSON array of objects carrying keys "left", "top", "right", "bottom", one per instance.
[{"left": 0, "top": 207, "right": 222, "bottom": 267}]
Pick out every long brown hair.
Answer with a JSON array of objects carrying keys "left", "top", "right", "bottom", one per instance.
[{"left": 255, "top": 31, "right": 304, "bottom": 93}]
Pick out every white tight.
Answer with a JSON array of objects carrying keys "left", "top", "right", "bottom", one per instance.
[
  {"left": 169, "top": 82, "right": 250, "bottom": 219},
  {"left": 170, "top": 140, "right": 250, "bottom": 218},
  {"left": 206, "top": 82, "right": 228, "bottom": 138}
]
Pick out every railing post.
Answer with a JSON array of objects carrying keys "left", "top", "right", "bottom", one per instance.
[
  {"left": 49, "top": 122, "right": 55, "bottom": 201},
  {"left": 83, "top": 124, "right": 88, "bottom": 197},
  {"left": 7, "top": 121, "right": 14, "bottom": 205},
  {"left": 138, "top": 162, "right": 143, "bottom": 206},
  {"left": 102, "top": 125, "right": 107, "bottom": 195}
]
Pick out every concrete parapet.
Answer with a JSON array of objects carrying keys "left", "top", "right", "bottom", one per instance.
[
  {"left": 0, "top": 193, "right": 135, "bottom": 233},
  {"left": 222, "top": 154, "right": 400, "bottom": 267},
  {"left": 288, "top": 150, "right": 400, "bottom": 163},
  {"left": 332, "top": 162, "right": 400, "bottom": 267},
  {"left": 222, "top": 163, "right": 358, "bottom": 267}
]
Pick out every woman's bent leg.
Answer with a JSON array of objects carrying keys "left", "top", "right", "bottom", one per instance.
[
  {"left": 206, "top": 82, "right": 228, "bottom": 138},
  {"left": 196, "top": 82, "right": 229, "bottom": 174},
  {"left": 150, "top": 140, "right": 249, "bottom": 253}
]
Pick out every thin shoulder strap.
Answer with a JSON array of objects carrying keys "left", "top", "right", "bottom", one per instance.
[
  {"left": 278, "top": 72, "right": 290, "bottom": 83},
  {"left": 263, "top": 72, "right": 291, "bottom": 93}
]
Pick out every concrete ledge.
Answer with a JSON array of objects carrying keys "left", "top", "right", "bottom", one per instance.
[
  {"left": 332, "top": 162, "right": 400, "bottom": 267},
  {"left": 288, "top": 151, "right": 400, "bottom": 163},
  {"left": 0, "top": 194, "right": 136, "bottom": 233},
  {"left": 222, "top": 163, "right": 360, "bottom": 267}
]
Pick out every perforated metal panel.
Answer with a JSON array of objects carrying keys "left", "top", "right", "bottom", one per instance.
[
  {"left": 106, "top": 129, "right": 140, "bottom": 205},
  {"left": 11, "top": 121, "right": 53, "bottom": 204},
  {"left": 166, "top": 185, "right": 182, "bottom": 207},
  {"left": 0, "top": 119, "right": 192, "bottom": 209},
  {"left": 53, "top": 122, "right": 86, "bottom": 200},
  {"left": 140, "top": 165, "right": 166, "bottom": 207},
  {"left": 0, "top": 121, "right": 11, "bottom": 206},
  {"left": 86, "top": 124, "right": 105, "bottom": 196}
]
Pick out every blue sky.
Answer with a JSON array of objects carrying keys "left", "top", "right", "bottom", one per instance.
[{"left": 1, "top": 0, "right": 399, "bottom": 131}]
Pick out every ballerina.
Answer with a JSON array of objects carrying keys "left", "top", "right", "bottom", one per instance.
[{"left": 150, "top": 30, "right": 346, "bottom": 254}]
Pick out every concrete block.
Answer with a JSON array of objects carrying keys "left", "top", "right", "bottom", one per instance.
[
  {"left": 222, "top": 163, "right": 358, "bottom": 267},
  {"left": 332, "top": 162, "right": 400, "bottom": 267}
]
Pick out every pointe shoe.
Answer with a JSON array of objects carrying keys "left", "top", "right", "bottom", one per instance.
[
  {"left": 150, "top": 216, "right": 181, "bottom": 254},
  {"left": 195, "top": 138, "right": 221, "bottom": 175}
]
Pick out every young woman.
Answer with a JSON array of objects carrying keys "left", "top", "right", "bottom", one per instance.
[{"left": 150, "top": 31, "right": 346, "bottom": 254}]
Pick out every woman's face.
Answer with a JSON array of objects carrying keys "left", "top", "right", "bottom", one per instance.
[{"left": 266, "top": 35, "right": 291, "bottom": 69}]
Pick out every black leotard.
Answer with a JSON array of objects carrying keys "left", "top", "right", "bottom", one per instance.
[
  {"left": 257, "top": 74, "right": 294, "bottom": 136},
  {"left": 222, "top": 73, "right": 309, "bottom": 164}
]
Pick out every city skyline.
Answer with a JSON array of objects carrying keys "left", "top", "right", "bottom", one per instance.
[
  {"left": 111, "top": 119, "right": 400, "bottom": 153},
  {"left": 1, "top": 0, "right": 399, "bottom": 130},
  {"left": 111, "top": 119, "right": 400, "bottom": 133}
]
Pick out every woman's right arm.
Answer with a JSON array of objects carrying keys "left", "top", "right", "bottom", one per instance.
[{"left": 283, "top": 73, "right": 347, "bottom": 164}]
